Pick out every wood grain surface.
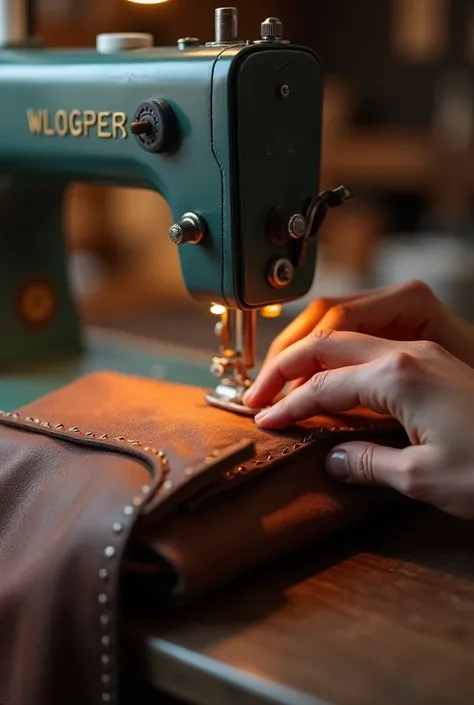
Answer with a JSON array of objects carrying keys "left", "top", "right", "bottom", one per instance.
[{"left": 128, "top": 502, "right": 474, "bottom": 705}]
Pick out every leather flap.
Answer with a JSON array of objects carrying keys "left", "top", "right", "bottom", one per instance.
[
  {"left": 0, "top": 371, "right": 407, "bottom": 705},
  {"left": 0, "top": 371, "right": 405, "bottom": 524}
]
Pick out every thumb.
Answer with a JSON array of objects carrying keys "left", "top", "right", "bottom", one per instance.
[{"left": 325, "top": 441, "right": 427, "bottom": 495}]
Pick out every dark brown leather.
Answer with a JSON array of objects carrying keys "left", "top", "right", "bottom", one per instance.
[{"left": 0, "top": 371, "right": 407, "bottom": 705}]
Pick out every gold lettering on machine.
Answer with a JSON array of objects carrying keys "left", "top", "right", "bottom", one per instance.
[{"left": 27, "top": 109, "right": 128, "bottom": 139}]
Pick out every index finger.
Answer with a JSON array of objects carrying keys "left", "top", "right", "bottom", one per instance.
[
  {"left": 254, "top": 360, "right": 390, "bottom": 429},
  {"left": 244, "top": 329, "right": 399, "bottom": 408}
]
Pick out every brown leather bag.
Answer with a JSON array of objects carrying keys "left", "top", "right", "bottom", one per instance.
[{"left": 0, "top": 371, "right": 406, "bottom": 705}]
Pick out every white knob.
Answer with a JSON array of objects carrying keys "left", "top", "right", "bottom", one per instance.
[{"left": 96, "top": 33, "right": 154, "bottom": 53}]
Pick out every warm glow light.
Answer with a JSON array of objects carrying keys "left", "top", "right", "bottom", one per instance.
[
  {"left": 261, "top": 304, "right": 283, "bottom": 319},
  {"left": 127, "top": 0, "right": 170, "bottom": 4},
  {"left": 210, "top": 303, "right": 226, "bottom": 316}
]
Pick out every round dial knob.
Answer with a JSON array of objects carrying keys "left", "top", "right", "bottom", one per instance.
[
  {"left": 261, "top": 17, "right": 283, "bottom": 41},
  {"left": 132, "top": 99, "right": 179, "bottom": 154}
]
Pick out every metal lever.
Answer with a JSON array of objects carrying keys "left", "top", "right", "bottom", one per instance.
[{"left": 297, "top": 185, "right": 353, "bottom": 267}]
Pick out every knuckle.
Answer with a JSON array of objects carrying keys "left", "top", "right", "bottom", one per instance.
[
  {"left": 404, "top": 279, "right": 434, "bottom": 301},
  {"left": 397, "top": 458, "right": 424, "bottom": 499},
  {"left": 306, "top": 298, "right": 331, "bottom": 322},
  {"left": 308, "top": 369, "right": 331, "bottom": 396},
  {"left": 383, "top": 351, "right": 417, "bottom": 375},
  {"left": 412, "top": 339, "right": 446, "bottom": 358},
  {"left": 381, "top": 352, "right": 418, "bottom": 393},
  {"left": 353, "top": 445, "right": 377, "bottom": 484},
  {"left": 309, "top": 297, "right": 329, "bottom": 312},
  {"left": 308, "top": 327, "right": 335, "bottom": 346},
  {"left": 327, "top": 303, "right": 353, "bottom": 328}
]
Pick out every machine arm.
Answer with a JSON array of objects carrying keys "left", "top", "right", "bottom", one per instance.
[{"left": 0, "top": 1, "right": 351, "bottom": 414}]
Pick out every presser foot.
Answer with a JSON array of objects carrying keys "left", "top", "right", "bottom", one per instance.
[
  {"left": 206, "top": 308, "right": 263, "bottom": 416},
  {"left": 204, "top": 379, "right": 264, "bottom": 417}
]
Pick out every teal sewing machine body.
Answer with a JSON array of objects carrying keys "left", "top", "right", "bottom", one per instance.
[{"left": 0, "top": 5, "right": 326, "bottom": 410}]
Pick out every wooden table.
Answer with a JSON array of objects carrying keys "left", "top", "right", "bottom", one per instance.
[{"left": 129, "top": 503, "right": 474, "bottom": 705}]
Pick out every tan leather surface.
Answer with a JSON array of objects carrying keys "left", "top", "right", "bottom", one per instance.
[
  {"left": 0, "top": 371, "right": 407, "bottom": 704},
  {"left": 21, "top": 371, "right": 402, "bottom": 521},
  {"left": 9, "top": 371, "right": 405, "bottom": 605}
]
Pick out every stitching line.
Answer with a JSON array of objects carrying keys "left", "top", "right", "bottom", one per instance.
[
  {"left": 0, "top": 410, "right": 168, "bottom": 460},
  {"left": 224, "top": 423, "right": 394, "bottom": 482},
  {"left": 0, "top": 411, "right": 396, "bottom": 489}
]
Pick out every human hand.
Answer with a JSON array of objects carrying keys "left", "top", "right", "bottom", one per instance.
[
  {"left": 243, "top": 330, "right": 474, "bottom": 519},
  {"left": 264, "top": 281, "right": 474, "bottom": 377}
]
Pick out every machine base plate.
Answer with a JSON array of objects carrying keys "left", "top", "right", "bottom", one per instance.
[{"left": 204, "top": 392, "right": 265, "bottom": 417}]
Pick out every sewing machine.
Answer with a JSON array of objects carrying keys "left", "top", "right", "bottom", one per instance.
[{"left": 0, "top": 0, "right": 351, "bottom": 414}]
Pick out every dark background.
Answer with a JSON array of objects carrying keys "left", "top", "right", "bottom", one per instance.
[{"left": 124, "top": 0, "right": 473, "bottom": 128}]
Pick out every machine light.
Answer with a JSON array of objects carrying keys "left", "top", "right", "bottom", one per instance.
[
  {"left": 261, "top": 305, "right": 282, "bottom": 319},
  {"left": 210, "top": 303, "right": 226, "bottom": 316},
  {"left": 127, "top": 0, "right": 170, "bottom": 4}
]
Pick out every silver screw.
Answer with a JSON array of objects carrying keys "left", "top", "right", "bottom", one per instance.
[
  {"left": 168, "top": 212, "right": 205, "bottom": 245},
  {"left": 177, "top": 37, "right": 200, "bottom": 50},
  {"left": 261, "top": 17, "right": 283, "bottom": 41},
  {"left": 268, "top": 258, "right": 294, "bottom": 289},
  {"left": 288, "top": 214, "right": 306, "bottom": 239},
  {"left": 211, "top": 360, "right": 225, "bottom": 378}
]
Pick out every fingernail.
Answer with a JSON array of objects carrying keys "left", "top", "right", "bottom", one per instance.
[
  {"left": 242, "top": 388, "right": 254, "bottom": 404},
  {"left": 254, "top": 409, "right": 270, "bottom": 423},
  {"left": 326, "top": 450, "right": 351, "bottom": 481}
]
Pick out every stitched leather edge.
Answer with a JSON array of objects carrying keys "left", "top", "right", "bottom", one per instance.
[
  {"left": 224, "top": 423, "right": 404, "bottom": 482},
  {"left": 0, "top": 411, "right": 165, "bottom": 480},
  {"left": 0, "top": 409, "right": 405, "bottom": 702},
  {"left": 0, "top": 420, "right": 154, "bottom": 705},
  {"left": 0, "top": 412, "right": 257, "bottom": 512},
  {"left": 186, "top": 423, "right": 407, "bottom": 508},
  {"left": 0, "top": 411, "right": 254, "bottom": 705},
  {"left": 0, "top": 410, "right": 405, "bottom": 504}
]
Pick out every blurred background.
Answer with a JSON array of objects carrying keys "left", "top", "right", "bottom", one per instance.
[{"left": 45, "top": 0, "right": 474, "bottom": 355}]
